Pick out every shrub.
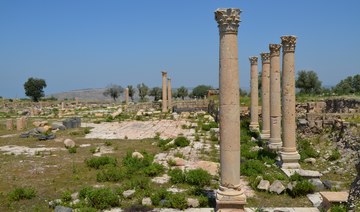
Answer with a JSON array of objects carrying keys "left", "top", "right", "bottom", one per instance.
[
  {"left": 68, "top": 147, "right": 77, "bottom": 154},
  {"left": 104, "top": 140, "right": 112, "bottom": 146},
  {"left": 198, "top": 195, "right": 210, "bottom": 207},
  {"left": 174, "top": 136, "right": 190, "bottom": 147},
  {"left": 167, "top": 159, "right": 176, "bottom": 166},
  {"left": 122, "top": 151, "right": 153, "bottom": 174},
  {"left": 168, "top": 168, "right": 186, "bottom": 184},
  {"left": 169, "top": 193, "right": 187, "bottom": 210},
  {"left": 144, "top": 163, "right": 164, "bottom": 177},
  {"left": 240, "top": 160, "right": 265, "bottom": 177},
  {"left": 298, "top": 139, "right": 319, "bottom": 160},
  {"left": 289, "top": 172, "right": 304, "bottom": 182},
  {"left": 86, "top": 188, "right": 119, "bottom": 209},
  {"left": 8, "top": 187, "right": 36, "bottom": 201},
  {"left": 185, "top": 169, "right": 212, "bottom": 187},
  {"left": 329, "top": 205, "right": 347, "bottom": 212},
  {"left": 96, "top": 166, "right": 126, "bottom": 182},
  {"left": 288, "top": 180, "right": 315, "bottom": 197},
  {"left": 79, "top": 186, "right": 94, "bottom": 199},
  {"left": 122, "top": 176, "right": 151, "bottom": 190},
  {"left": 61, "top": 190, "right": 72, "bottom": 202},
  {"left": 329, "top": 148, "right": 341, "bottom": 161},
  {"left": 85, "top": 156, "right": 117, "bottom": 169},
  {"left": 150, "top": 188, "right": 170, "bottom": 206},
  {"left": 157, "top": 138, "right": 174, "bottom": 150},
  {"left": 84, "top": 127, "right": 91, "bottom": 134}
]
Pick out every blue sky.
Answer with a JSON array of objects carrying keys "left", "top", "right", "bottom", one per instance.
[{"left": 1, "top": 0, "right": 359, "bottom": 98}]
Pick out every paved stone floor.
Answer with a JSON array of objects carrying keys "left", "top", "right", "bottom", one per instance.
[
  {"left": 83, "top": 119, "right": 192, "bottom": 140},
  {"left": 104, "top": 207, "right": 320, "bottom": 212}
]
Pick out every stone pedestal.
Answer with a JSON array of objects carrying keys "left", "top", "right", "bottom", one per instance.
[
  {"left": 16, "top": 118, "right": 24, "bottom": 131},
  {"left": 161, "top": 71, "right": 167, "bottom": 112},
  {"left": 268, "top": 44, "right": 282, "bottom": 150},
  {"left": 167, "top": 78, "right": 172, "bottom": 112},
  {"left": 280, "top": 35, "right": 300, "bottom": 169},
  {"left": 125, "top": 88, "right": 129, "bottom": 105},
  {"left": 215, "top": 8, "right": 246, "bottom": 211},
  {"left": 249, "top": 56, "right": 259, "bottom": 132},
  {"left": 260, "top": 53, "right": 271, "bottom": 140},
  {"left": 6, "top": 119, "right": 13, "bottom": 130}
]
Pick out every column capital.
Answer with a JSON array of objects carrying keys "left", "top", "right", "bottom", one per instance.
[
  {"left": 269, "top": 44, "right": 282, "bottom": 57},
  {"left": 167, "top": 78, "right": 171, "bottom": 81},
  {"left": 281, "top": 35, "right": 297, "bottom": 52},
  {"left": 249, "top": 56, "right": 258, "bottom": 65},
  {"left": 260, "top": 52, "right": 270, "bottom": 64},
  {"left": 161, "top": 71, "right": 167, "bottom": 77},
  {"left": 215, "top": 8, "right": 241, "bottom": 34}
]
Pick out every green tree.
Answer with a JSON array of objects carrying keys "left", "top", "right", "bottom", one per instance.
[
  {"left": 240, "top": 88, "right": 248, "bottom": 97},
  {"left": 137, "top": 83, "right": 149, "bottom": 102},
  {"left": 24, "top": 77, "right": 47, "bottom": 102},
  {"left": 295, "top": 70, "right": 322, "bottom": 94},
  {"left": 103, "top": 84, "right": 123, "bottom": 101},
  {"left": 333, "top": 74, "right": 360, "bottom": 95},
  {"left": 149, "top": 87, "right": 162, "bottom": 101},
  {"left": 191, "top": 85, "right": 212, "bottom": 98},
  {"left": 127, "top": 85, "right": 135, "bottom": 101},
  {"left": 176, "top": 86, "right": 188, "bottom": 100}
]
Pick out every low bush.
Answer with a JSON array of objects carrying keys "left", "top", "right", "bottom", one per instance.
[
  {"left": 240, "top": 160, "right": 265, "bottom": 177},
  {"left": 150, "top": 188, "right": 170, "bottom": 206},
  {"left": 288, "top": 180, "right": 315, "bottom": 197},
  {"left": 8, "top": 187, "right": 36, "bottom": 201},
  {"left": 122, "top": 151, "right": 153, "bottom": 174},
  {"left": 329, "top": 205, "right": 347, "bottom": 212},
  {"left": 86, "top": 188, "right": 119, "bottom": 209},
  {"left": 169, "top": 193, "right": 187, "bottom": 210},
  {"left": 143, "top": 163, "right": 164, "bottom": 177},
  {"left": 85, "top": 156, "right": 117, "bottom": 169},
  {"left": 61, "top": 190, "right": 72, "bottom": 202},
  {"left": 174, "top": 136, "right": 190, "bottom": 147},
  {"left": 104, "top": 140, "right": 112, "bottom": 146},
  {"left": 168, "top": 168, "right": 186, "bottom": 184},
  {"left": 329, "top": 148, "right": 341, "bottom": 161},
  {"left": 96, "top": 165, "right": 126, "bottom": 182},
  {"left": 298, "top": 139, "right": 319, "bottom": 160},
  {"left": 186, "top": 169, "right": 212, "bottom": 187},
  {"left": 68, "top": 147, "right": 77, "bottom": 154}
]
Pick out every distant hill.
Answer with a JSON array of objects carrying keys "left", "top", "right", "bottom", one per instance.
[{"left": 48, "top": 88, "right": 109, "bottom": 101}]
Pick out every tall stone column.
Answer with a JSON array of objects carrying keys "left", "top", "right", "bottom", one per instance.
[
  {"left": 75, "top": 97, "right": 79, "bottom": 106},
  {"left": 125, "top": 88, "right": 129, "bottom": 105},
  {"left": 215, "top": 8, "right": 246, "bottom": 211},
  {"left": 161, "top": 71, "right": 168, "bottom": 112},
  {"left": 249, "top": 56, "right": 259, "bottom": 132},
  {"left": 16, "top": 118, "right": 23, "bottom": 131},
  {"left": 260, "top": 53, "right": 271, "bottom": 140},
  {"left": 269, "top": 44, "right": 282, "bottom": 150},
  {"left": 167, "top": 78, "right": 172, "bottom": 112},
  {"left": 280, "top": 35, "right": 300, "bottom": 169}
]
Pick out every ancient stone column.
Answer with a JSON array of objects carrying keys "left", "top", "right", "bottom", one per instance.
[
  {"left": 269, "top": 44, "right": 282, "bottom": 150},
  {"left": 215, "top": 8, "right": 246, "bottom": 211},
  {"left": 280, "top": 35, "right": 300, "bottom": 169},
  {"left": 125, "top": 88, "right": 129, "bottom": 105},
  {"left": 260, "top": 53, "right": 271, "bottom": 140},
  {"left": 61, "top": 102, "right": 65, "bottom": 110},
  {"left": 16, "top": 118, "right": 23, "bottom": 131},
  {"left": 21, "top": 116, "right": 27, "bottom": 129},
  {"left": 249, "top": 56, "right": 259, "bottom": 132},
  {"left": 6, "top": 119, "right": 13, "bottom": 130},
  {"left": 75, "top": 97, "right": 79, "bottom": 106},
  {"left": 161, "top": 71, "right": 168, "bottom": 112},
  {"left": 167, "top": 78, "right": 172, "bottom": 112}
]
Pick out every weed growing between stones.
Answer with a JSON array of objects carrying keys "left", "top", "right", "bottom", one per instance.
[{"left": 8, "top": 187, "right": 36, "bottom": 201}]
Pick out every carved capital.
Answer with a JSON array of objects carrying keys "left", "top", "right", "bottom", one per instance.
[
  {"left": 281, "top": 35, "right": 297, "bottom": 52},
  {"left": 269, "top": 44, "right": 282, "bottom": 57},
  {"left": 161, "top": 71, "right": 167, "bottom": 77},
  {"left": 249, "top": 56, "right": 258, "bottom": 65},
  {"left": 260, "top": 52, "right": 270, "bottom": 64},
  {"left": 215, "top": 8, "right": 241, "bottom": 34}
]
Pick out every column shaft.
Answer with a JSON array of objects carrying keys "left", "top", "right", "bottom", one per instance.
[
  {"left": 260, "top": 53, "right": 271, "bottom": 140},
  {"left": 167, "top": 78, "right": 172, "bottom": 112},
  {"left": 125, "top": 88, "right": 129, "bottom": 105},
  {"left": 269, "top": 44, "right": 282, "bottom": 150},
  {"left": 280, "top": 35, "right": 300, "bottom": 169},
  {"left": 161, "top": 72, "right": 167, "bottom": 112},
  {"left": 249, "top": 56, "right": 259, "bottom": 131}
]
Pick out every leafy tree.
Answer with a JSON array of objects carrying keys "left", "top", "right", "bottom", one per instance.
[
  {"left": 240, "top": 88, "right": 248, "bottom": 97},
  {"left": 127, "top": 85, "right": 135, "bottom": 101},
  {"left": 137, "top": 83, "right": 149, "bottom": 102},
  {"left": 333, "top": 74, "right": 360, "bottom": 95},
  {"left": 103, "top": 84, "right": 123, "bottom": 101},
  {"left": 191, "top": 85, "right": 212, "bottom": 98},
  {"left": 295, "top": 70, "right": 322, "bottom": 94},
  {"left": 176, "top": 86, "right": 188, "bottom": 100},
  {"left": 149, "top": 87, "right": 162, "bottom": 101},
  {"left": 24, "top": 77, "right": 47, "bottom": 102}
]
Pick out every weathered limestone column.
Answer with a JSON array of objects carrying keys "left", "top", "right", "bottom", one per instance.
[
  {"left": 167, "top": 78, "right": 172, "bottom": 112},
  {"left": 280, "top": 35, "right": 300, "bottom": 168},
  {"left": 75, "top": 97, "right": 79, "bottom": 106},
  {"left": 269, "top": 44, "right": 282, "bottom": 150},
  {"left": 16, "top": 118, "right": 24, "bottom": 131},
  {"left": 215, "top": 8, "right": 246, "bottom": 211},
  {"left": 260, "top": 53, "right": 271, "bottom": 140},
  {"left": 249, "top": 56, "right": 259, "bottom": 132},
  {"left": 161, "top": 71, "right": 168, "bottom": 112},
  {"left": 124, "top": 88, "right": 129, "bottom": 105},
  {"left": 6, "top": 119, "right": 13, "bottom": 130},
  {"left": 21, "top": 116, "right": 27, "bottom": 129},
  {"left": 61, "top": 102, "right": 65, "bottom": 110}
]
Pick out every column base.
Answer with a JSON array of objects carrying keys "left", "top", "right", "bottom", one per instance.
[
  {"left": 249, "top": 123, "right": 259, "bottom": 132},
  {"left": 280, "top": 151, "right": 301, "bottom": 169},
  {"left": 216, "top": 186, "right": 246, "bottom": 212},
  {"left": 268, "top": 138, "right": 282, "bottom": 151},
  {"left": 260, "top": 133, "right": 270, "bottom": 140}
]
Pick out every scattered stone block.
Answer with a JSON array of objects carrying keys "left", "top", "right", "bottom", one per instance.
[
  {"left": 132, "top": 151, "right": 144, "bottom": 159},
  {"left": 309, "top": 178, "right": 325, "bottom": 191},
  {"left": 187, "top": 198, "right": 200, "bottom": 208},
  {"left": 123, "top": 189, "right": 135, "bottom": 198},
  {"left": 269, "top": 180, "right": 285, "bottom": 194},
  {"left": 304, "top": 158, "right": 316, "bottom": 164},
  {"left": 64, "top": 139, "right": 75, "bottom": 148},
  {"left": 142, "top": 197, "right": 152, "bottom": 206},
  {"left": 6, "top": 119, "right": 13, "bottom": 130},
  {"left": 307, "top": 192, "right": 323, "bottom": 207},
  {"left": 54, "top": 206, "right": 72, "bottom": 212},
  {"left": 257, "top": 179, "right": 270, "bottom": 191},
  {"left": 320, "top": 191, "right": 349, "bottom": 211}
]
